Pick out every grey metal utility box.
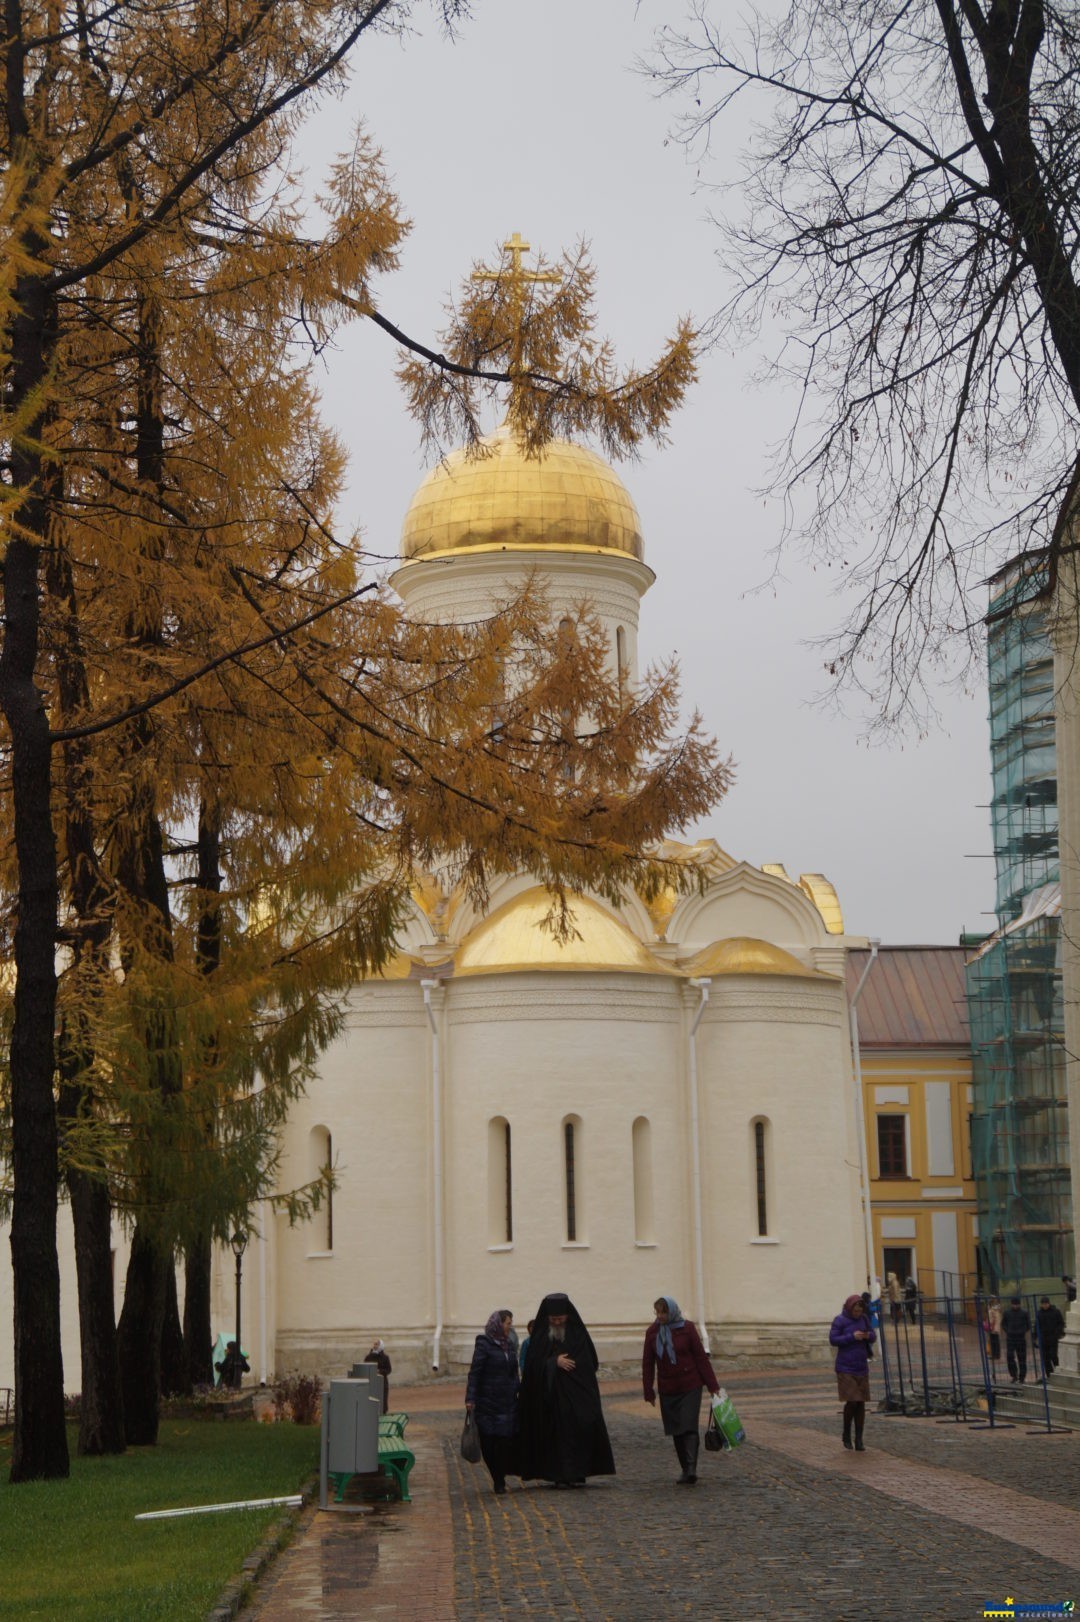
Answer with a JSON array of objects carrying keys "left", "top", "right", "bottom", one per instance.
[{"left": 319, "top": 1378, "right": 381, "bottom": 1505}]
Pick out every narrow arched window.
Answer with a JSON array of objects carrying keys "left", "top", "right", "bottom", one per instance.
[
  {"left": 753, "top": 1118, "right": 768, "bottom": 1237},
  {"left": 488, "top": 1116, "right": 513, "bottom": 1245},
  {"left": 632, "top": 1116, "right": 655, "bottom": 1244},
  {"left": 309, "top": 1125, "right": 333, "bottom": 1253},
  {"left": 616, "top": 625, "right": 627, "bottom": 699},
  {"left": 558, "top": 618, "right": 577, "bottom": 780},
  {"left": 563, "top": 1115, "right": 583, "bottom": 1242}
]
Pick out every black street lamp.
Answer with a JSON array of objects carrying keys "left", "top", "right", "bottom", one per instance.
[{"left": 230, "top": 1229, "right": 248, "bottom": 1388}]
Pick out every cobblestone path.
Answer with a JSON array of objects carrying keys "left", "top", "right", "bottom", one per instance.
[{"left": 246, "top": 1370, "right": 1080, "bottom": 1620}]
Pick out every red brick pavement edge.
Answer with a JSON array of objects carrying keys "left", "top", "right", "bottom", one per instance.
[{"left": 241, "top": 1420, "right": 455, "bottom": 1620}]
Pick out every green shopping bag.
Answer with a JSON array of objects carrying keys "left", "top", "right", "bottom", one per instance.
[{"left": 710, "top": 1387, "right": 746, "bottom": 1449}]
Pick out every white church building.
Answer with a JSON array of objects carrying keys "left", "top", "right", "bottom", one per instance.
[
  {"left": 1, "top": 427, "right": 869, "bottom": 1391},
  {"left": 250, "top": 427, "right": 867, "bottom": 1381}
]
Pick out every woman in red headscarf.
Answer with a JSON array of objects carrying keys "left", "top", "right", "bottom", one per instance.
[{"left": 829, "top": 1294, "right": 876, "bottom": 1451}]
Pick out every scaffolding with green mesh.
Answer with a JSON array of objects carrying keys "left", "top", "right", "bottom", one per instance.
[{"left": 964, "top": 554, "right": 1073, "bottom": 1293}]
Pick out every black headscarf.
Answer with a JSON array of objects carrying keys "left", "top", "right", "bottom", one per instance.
[{"left": 518, "top": 1293, "right": 615, "bottom": 1482}]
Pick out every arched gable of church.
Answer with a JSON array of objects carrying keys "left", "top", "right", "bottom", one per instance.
[
  {"left": 668, "top": 861, "right": 831, "bottom": 955},
  {"left": 446, "top": 870, "right": 655, "bottom": 950}
]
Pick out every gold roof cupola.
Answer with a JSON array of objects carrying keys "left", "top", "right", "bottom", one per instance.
[{"left": 398, "top": 234, "right": 647, "bottom": 565}]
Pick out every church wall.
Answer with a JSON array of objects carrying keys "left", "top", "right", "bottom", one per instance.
[
  {"left": 439, "top": 973, "right": 690, "bottom": 1363},
  {"left": 274, "top": 984, "right": 432, "bottom": 1376},
  {"left": 392, "top": 551, "right": 650, "bottom": 691},
  {"left": 695, "top": 978, "right": 863, "bottom": 1359}
]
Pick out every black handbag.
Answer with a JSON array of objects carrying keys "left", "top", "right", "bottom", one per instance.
[
  {"left": 704, "top": 1411, "right": 724, "bottom": 1452},
  {"left": 460, "top": 1409, "right": 482, "bottom": 1464}
]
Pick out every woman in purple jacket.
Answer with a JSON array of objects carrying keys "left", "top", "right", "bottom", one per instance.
[
  {"left": 642, "top": 1296, "right": 719, "bottom": 1485},
  {"left": 829, "top": 1293, "right": 876, "bottom": 1451}
]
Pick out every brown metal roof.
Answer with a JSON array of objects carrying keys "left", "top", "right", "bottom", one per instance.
[{"left": 846, "top": 946, "right": 970, "bottom": 1048}]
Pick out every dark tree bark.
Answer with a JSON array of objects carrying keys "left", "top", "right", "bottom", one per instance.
[
  {"left": 116, "top": 1228, "right": 167, "bottom": 1446},
  {"left": 65, "top": 1148, "right": 125, "bottom": 1455},
  {"left": 182, "top": 803, "right": 224, "bottom": 1389},
  {"left": 48, "top": 538, "right": 126, "bottom": 1458},
  {"left": 183, "top": 1237, "right": 215, "bottom": 1389},
  {"left": 160, "top": 1265, "right": 189, "bottom": 1398},
  {"left": 0, "top": 6, "right": 69, "bottom": 1469}
]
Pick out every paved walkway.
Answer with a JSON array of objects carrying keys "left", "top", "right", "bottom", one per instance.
[{"left": 243, "top": 1369, "right": 1080, "bottom": 1619}]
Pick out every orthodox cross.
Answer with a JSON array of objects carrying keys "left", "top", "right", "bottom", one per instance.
[{"left": 472, "top": 233, "right": 562, "bottom": 410}]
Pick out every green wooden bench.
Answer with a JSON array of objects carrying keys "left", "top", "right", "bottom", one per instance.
[
  {"left": 329, "top": 1411, "right": 414, "bottom": 1503},
  {"left": 376, "top": 1432, "right": 415, "bottom": 1502}
]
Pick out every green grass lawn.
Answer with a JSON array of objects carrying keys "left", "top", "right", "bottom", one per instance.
[{"left": 0, "top": 1420, "right": 318, "bottom": 1620}]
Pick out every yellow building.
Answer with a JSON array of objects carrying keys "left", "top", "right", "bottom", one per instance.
[{"left": 848, "top": 947, "right": 978, "bottom": 1297}]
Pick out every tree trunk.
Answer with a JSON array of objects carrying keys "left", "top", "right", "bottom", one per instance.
[
  {"left": 184, "top": 1236, "right": 215, "bottom": 1388},
  {"left": 0, "top": 211, "right": 69, "bottom": 1477},
  {"left": 182, "top": 804, "right": 221, "bottom": 1390},
  {"left": 48, "top": 533, "right": 125, "bottom": 1457},
  {"left": 116, "top": 1228, "right": 167, "bottom": 1446},
  {"left": 66, "top": 1156, "right": 125, "bottom": 1455},
  {"left": 160, "top": 1263, "right": 189, "bottom": 1397}
]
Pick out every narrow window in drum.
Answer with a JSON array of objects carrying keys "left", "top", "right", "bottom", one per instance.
[
  {"left": 505, "top": 1120, "right": 513, "bottom": 1244},
  {"left": 755, "top": 1120, "right": 767, "bottom": 1237}
]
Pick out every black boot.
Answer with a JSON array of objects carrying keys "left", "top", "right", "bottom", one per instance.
[
  {"left": 682, "top": 1432, "right": 699, "bottom": 1484},
  {"left": 673, "top": 1433, "right": 689, "bottom": 1483}
]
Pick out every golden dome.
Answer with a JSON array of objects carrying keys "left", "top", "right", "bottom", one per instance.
[
  {"left": 684, "top": 937, "right": 833, "bottom": 979},
  {"left": 456, "top": 887, "right": 670, "bottom": 977},
  {"left": 400, "top": 427, "right": 645, "bottom": 562}
]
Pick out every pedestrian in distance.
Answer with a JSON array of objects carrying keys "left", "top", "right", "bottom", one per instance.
[
  {"left": 983, "top": 1297, "right": 1003, "bottom": 1380},
  {"left": 642, "top": 1295, "right": 719, "bottom": 1486},
  {"left": 829, "top": 1294, "right": 876, "bottom": 1451},
  {"left": 1064, "top": 1275, "right": 1077, "bottom": 1305},
  {"left": 1037, "top": 1296, "right": 1066, "bottom": 1375},
  {"left": 519, "top": 1293, "right": 615, "bottom": 1488},
  {"left": 465, "top": 1309, "right": 521, "bottom": 1496},
  {"left": 904, "top": 1275, "right": 919, "bottom": 1324},
  {"left": 518, "top": 1319, "right": 535, "bottom": 1375},
  {"left": 364, "top": 1338, "right": 392, "bottom": 1413},
  {"left": 215, "top": 1339, "right": 249, "bottom": 1390},
  {"left": 1001, "top": 1296, "right": 1031, "bottom": 1383},
  {"left": 885, "top": 1271, "right": 903, "bottom": 1323}
]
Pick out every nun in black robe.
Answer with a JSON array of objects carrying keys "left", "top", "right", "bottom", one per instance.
[{"left": 519, "top": 1293, "right": 615, "bottom": 1485}]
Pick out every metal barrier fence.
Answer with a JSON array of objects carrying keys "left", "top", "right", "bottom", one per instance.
[
  {"left": 0, "top": 1386, "right": 12, "bottom": 1425},
  {"left": 875, "top": 1292, "right": 1065, "bottom": 1432}
]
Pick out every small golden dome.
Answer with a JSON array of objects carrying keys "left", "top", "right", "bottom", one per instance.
[
  {"left": 456, "top": 887, "right": 669, "bottom": 976},
  {"left": 400, "top": 427, "right": 645, "bottom": 562},
  {"left": 685, "top": 937, "right": 832, "bottom": 979}
]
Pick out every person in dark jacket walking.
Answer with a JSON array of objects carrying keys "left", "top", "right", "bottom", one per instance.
[
  {"left": 1001, "top": 1297, "right": 1031, "bottom": 1382},
  {"left": 465, "top": 1309, "right": 520, "bottom": 1494},
  {"left": 1036, "top": 1297, "right": 1066, "bottom": 1374},
  {"left": 829, "top": 1294, "right": 876, "bottom": 1451},
  {"left": 642, "top": 1296, "right": 719, "bottom": 1485}
]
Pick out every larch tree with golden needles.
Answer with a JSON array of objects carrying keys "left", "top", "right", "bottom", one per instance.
[
  {"left": 1, "top": 0, "right": 727, "bottom": 1481},
  {"left": 0, "top": 0, "right": 470, "bottom": 1484}
]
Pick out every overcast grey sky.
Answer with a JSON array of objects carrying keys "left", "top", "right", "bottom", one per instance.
[{"left": 297, "top": 0, "right": 994, "bottom": 944}]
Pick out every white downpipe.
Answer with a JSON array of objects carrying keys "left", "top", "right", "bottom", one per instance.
[
  {"left": 688, "top": 978, "right": 712, "bottom": 1354},
  {"left": 421, "top": 980, "right": 444, "bottom": 1371},
  {"left": 849, "top": 941, "right": 880, "bottom": 1293}
]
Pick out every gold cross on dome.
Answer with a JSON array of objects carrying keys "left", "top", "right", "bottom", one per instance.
[
  {"left": 472, "top": 233, "right": 562, "bottom": 296},
  {"left": 472, "top": 233, "right": 562, "bottom": 413}
]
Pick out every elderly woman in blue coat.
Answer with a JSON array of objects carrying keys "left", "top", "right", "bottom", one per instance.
[
  {"left": 829, "top": 1294, "right": 876, "bottom": 1451},
  {"left": 465, "top": 1309, "right": 520, "bottom": 1494}
]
